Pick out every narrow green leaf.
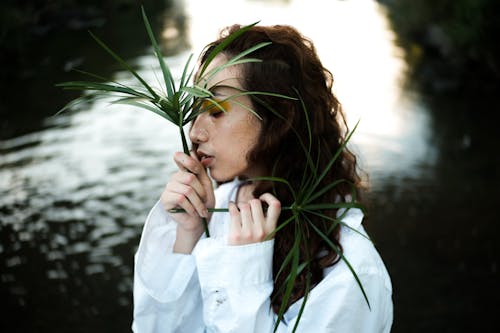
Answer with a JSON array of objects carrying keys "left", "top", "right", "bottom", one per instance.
[
  {"left": 301, "top": 208, "right": 371, "bottom": 241},
  {"left": 223, "top": 89, "right": 297, "bottom": 101},
  {"left": 249, "top": 176, "right": 297, "bottom": 202},
  {"left": 180, "top": 86, "right": 213, "bottom": 98},
  {"left": 54, "top": 95, "right": 93, "bottom": 115},
  {"left": 222, "top": 98, "right": 262, "bottom": 120},
  {"left": 198, "top": 21, "right": 260, "bottom": 79},
  {"left": 72, "top": 68, "right": 112, "bottom": 82},
  {"left": 294, "top": 88, "right": 317, "bottom": 189},
  {"left": 71, "top": 69, "right": 155, "bottom": 98},
  {"left": 274, "top": 227, "right": 300, "bottom": 332},
  {"left": 113, "top": 100, "right": 175, "bottom": 123},
  {"left": 291, "top": 264, "right": 311, "bottom": 333},
  {"left": 272, "top": 261, "right": 308, "bottom": 302},
  {"left": 88, "top": 31, "right": 160, "bottom": 100},
  {"left": 199, "top": 43, "right": 271, "bottom": 86},
  {"left": 304, "top": 179, "right": 348, "bottom": 204},
  {"left": 305, "top": 120, "right": 360, "bottom": 200},
  {"left": 264, "top": 213, "right": 296, "bottom": 241},
  {"left": 141, "top": 6, "right": 176, "bottom": 96},
  {"left": 307, "top": 220, "right": 371, "bottom": 310},
  {"left": 274, "top": 242, "right": 298, "bottom": 283},
  {"left": 179, "top": 53, "right": 195, "bottom": 89},
  {"left": 57, "top": 81, "right": 152, "bottom": 99},
  {"left": 303, "top": 202, "right": 364, "bottom": 211}
]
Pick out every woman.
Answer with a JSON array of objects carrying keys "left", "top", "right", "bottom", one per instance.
[{"left": 132, "top": 24, "right": 393, "bottom": 332}]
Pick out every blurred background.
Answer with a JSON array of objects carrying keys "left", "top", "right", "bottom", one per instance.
[{"left": 1, "top": 0, "right": 499, "bottom": 332}]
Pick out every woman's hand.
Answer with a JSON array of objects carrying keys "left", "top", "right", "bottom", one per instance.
[
  {"left": 228, "top": 193, "right": 281, "bottom": 245},
  {"left": 160, "top": 151, "right": 215, "bottom": 253}
]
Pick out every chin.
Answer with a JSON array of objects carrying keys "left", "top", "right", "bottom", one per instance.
[
  {"left": 208, "top": 169, "right": 230, "bottom": 183},
  {"left": 208, "top": 168, "right": 239, "bottom": 184}
]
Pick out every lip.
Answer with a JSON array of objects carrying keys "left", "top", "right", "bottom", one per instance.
[{"left": 196, "top": 149, "right": 215, "bottom": 167}]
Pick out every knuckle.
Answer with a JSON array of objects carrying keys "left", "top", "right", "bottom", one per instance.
[
  {"left": 185, "top": 173, "right": 196, "bottom": 184},
  {"left": 229, "top": 208, "right": 239, "bottom": 217},
  {"left": 241, "top": 231, "right": 252, "bottom": 241},
  {"left": 250, "top": 199, "right": 261, "bottom": 206},
  {"left": 229, "top": 234, "right": 241, "bottom": 244},
  {"left": 185, "top": 160, "right": 198, "bottom": 173},
  {"left": 173, "top": 152, "right": 183, "bottom": 160},
  {"left": 183, "top": 187, "right": 193, "bottom": 196},
  {"left": 160, "top": 197, "right": 169, "bottom": 209},
  {"left": 176, "top": 195, "right": 186, "bottom": 205}
]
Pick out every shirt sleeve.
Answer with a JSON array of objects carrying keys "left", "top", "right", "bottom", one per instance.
[
  {"left": 132, "top": 200, "right": 205, "bottom": 333},
  {"left": 192, "top": 238, "right": 277, "bottom": 333}
]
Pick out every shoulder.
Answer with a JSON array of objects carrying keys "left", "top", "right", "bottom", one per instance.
[
  {"left": 332, "top": 209, "right": 392, "bottom": 290},
  {"left": 284, "top": 212, "right": 393, "bottom": 330},
  {"left": 317, "top": 207, "right": 392, "bottom": 300},
  {"left": 310, "top": 216, "right": 393, "bottom": 329}
]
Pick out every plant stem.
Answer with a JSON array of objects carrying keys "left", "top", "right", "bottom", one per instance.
[
  {"left": 169, "top": 207, "right": 293, "bottom": 214},
  {"left": 179, "top": 126, "right": 210, "bottom": 237},
  {"left": 180, "top": 124, "right": 189, "bottom": 154}
]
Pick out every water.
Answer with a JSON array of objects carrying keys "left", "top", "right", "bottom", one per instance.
[{"left": 1, "top": 0, "right": 498, "bottom": 332}]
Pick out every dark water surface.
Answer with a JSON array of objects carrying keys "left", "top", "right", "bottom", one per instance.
[
  {"left": 365, "top": 94, "right": 500, "bottom": 331},
  {"left": 1, "top": 1, "right": 499, "bottom": 332}
]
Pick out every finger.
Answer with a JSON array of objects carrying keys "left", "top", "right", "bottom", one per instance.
[
  {"left": 174, "top": 171, "right": 207, "bottom": 203},
  {"left": 249, "top": 199, "right": 265, "bottom": 223},
  {"left": 173, "top": 152, "right": 202, "bottom": 174},
  {"left": 238, "top": 202, "right": 253, "bottom": 241},
  {"left": 161, "top": 191, "right": 196, "bottom": 217},
  {"left": 190, "top": 150, "right": 214, "bottom": 197},
  {"left": 259, "top": 193, "right": 281, "bottom": 230},
  {"left": 249, "top": 199, "right": 265, "bottom": 241},
  {"left": 228, "top": 202, "right": 242, "bottom": 245},
  {"left": 167, "top": 182, "right": 208, "bottom": 218}
]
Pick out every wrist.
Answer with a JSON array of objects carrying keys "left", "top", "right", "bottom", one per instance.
[{"left": 173, "top": 225, "right": 204, "bottom": 254}]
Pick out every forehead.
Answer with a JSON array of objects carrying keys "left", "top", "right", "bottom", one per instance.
[{"left": 200, "top": 54, "right": 244, "bottom": 92}]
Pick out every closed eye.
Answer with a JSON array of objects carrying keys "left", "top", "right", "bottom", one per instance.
[{"left": 209, "top": 109, "right": 224, "bottom": 118}]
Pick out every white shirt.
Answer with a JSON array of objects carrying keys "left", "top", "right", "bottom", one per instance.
[{"left": 132, "top": 179, "right": 393, "bottom": 332}]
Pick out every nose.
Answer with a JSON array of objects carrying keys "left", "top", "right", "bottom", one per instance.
[{"left": 190, "top": 115, "right": 209, "bottom": 144}]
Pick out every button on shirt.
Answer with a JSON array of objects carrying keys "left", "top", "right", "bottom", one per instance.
[{"left": 132, "top": 179, "right": 393, "bottom": 332}]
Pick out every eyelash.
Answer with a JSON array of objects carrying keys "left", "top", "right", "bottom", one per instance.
[{"left": 209, "top": 110, "right": 223, "bottom": 118}]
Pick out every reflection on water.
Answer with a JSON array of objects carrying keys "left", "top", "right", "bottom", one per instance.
[
  {"left": 2, "top": 0, "right": 497, "bottom": 332},
  {"left": 1, "top": 5, "right": 187, "bottom": 330},
  {"left": 0, "top": 78, "right": 182, "bottom": 331}
]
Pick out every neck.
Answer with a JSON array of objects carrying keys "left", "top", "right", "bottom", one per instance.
[{"left": 236, "top": 181, "right": 256, "bottom": 203}]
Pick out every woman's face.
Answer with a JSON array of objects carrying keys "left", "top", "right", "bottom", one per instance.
[{"left": 190, "top": 54, "right": 263, "bottom": 182}]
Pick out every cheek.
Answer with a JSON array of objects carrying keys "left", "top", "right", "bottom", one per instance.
[{"left": 236, "top": 127, "right": 260, "bottom": 165}]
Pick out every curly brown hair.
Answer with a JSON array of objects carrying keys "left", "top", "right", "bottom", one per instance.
[{"left": 198, "top": 24, "right": 362, "bottom": 313}]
